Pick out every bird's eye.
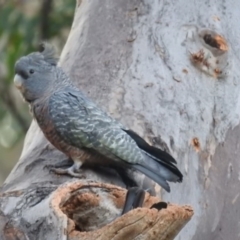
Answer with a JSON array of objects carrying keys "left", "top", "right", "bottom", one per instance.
[{"left": 29, "top": 69, "right": 34, "bottom": 74}]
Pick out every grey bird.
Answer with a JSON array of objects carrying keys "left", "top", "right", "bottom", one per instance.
[{"left": 14, "top": 44, "right": 183, "bottom": 192}]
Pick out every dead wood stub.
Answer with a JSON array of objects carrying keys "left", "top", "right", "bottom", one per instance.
[{"left": 50, "top": 181, "right": 193, "bottom": 240}]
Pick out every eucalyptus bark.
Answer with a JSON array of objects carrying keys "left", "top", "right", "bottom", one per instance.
[{"left": 1, "top": 0, "right": 239, "bottom": 239}]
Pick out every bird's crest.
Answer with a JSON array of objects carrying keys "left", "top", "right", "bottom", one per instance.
[{"left": 39, "top": 42, "right": 58, "bottom": 66}]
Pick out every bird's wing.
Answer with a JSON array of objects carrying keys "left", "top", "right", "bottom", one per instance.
[{"left": 48, "top": 89, "right": 144, "bottom": 165}]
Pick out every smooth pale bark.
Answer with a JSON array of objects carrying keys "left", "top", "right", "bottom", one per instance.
[{"left": 1, "top": 0, "right": 239, "bottom": 239}]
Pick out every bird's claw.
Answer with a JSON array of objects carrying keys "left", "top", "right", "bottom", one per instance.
[{"left": 49, "top": 166, "right": 86, "bottom": 179}]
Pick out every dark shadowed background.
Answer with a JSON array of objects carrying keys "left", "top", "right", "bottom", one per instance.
[{"left": 0, "top": 0, "right": 75, "bottom": 183}]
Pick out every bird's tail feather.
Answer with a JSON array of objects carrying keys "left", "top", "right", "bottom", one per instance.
[
  {"left": 133, "top": 164, "right": 171, "bottom": 192},
  {"left": 142, "top": 150, "right": 183, "bottom": 182},
  {"left": 132, "top": 152, "right": 183, "bottom": 192},
  {"left": 123, "top": 129, "right": 183, "bottom": 191}
]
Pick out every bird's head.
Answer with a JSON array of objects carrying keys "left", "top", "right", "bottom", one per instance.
[{"left": 14, "top": 43, "right": 59, "bottom": 103}]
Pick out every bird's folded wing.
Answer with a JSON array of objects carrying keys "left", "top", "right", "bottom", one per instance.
[{"left": 48, "top": 90, "right": 144, "bottom": 165}]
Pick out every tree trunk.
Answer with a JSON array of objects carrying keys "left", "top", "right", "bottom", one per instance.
[{"left": 2, "top": 0, "right": 239, "bottom": 239}]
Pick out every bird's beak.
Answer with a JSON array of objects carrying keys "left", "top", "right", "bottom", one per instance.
[{"left": 14, "top": 74, "right": 23, "bottom": 89}]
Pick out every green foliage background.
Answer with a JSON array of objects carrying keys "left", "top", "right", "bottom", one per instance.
[{"left": 0, "top": 0, "right": 75, "bottom": 183}]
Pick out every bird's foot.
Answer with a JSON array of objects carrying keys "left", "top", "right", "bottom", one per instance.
[
  {"left": 47, "top": 161, "right": 86, "bottom": 178},
  {"left": 50, "top": 166, "right": 86, "bottom": 178}
]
